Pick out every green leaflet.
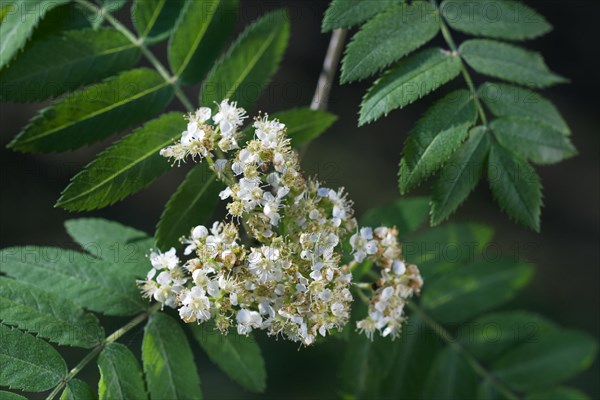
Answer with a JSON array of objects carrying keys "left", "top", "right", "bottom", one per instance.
[
  {"left": 406, "top": 222, "right": 494, "bottom": 281},
  {"left": 491, "top": 117, "right": 576, "bottom": 164},
  {"left": 156, "top": 164, "right": 223, "bottom": 249},
  {"left": 143, "top": 313, "right": 202, "bottom": 400},
  {"left": 191, "top": 324, "right": 266, "bottom": 393},
  {"left": 492, "top": 330, "right": 598, "bottom": 391},
  {"left": 526, "top": 387, "right": 590, "bottom": 400},
  {"left": 479, "top": 82, "right": 570, "bottom": 135},
  {"left": 0, "top": 391, "right": 28, "bottom": 400},
  {"left": 0, "top": 246, "right": 147, "bottom": 316},
  {"left": 98, "top": 343, "right": 147, "bottom": 400},
  {"left": 132, "top": 0, "right": 185, "bottom": 44},
  {"left": 0, "top": 324, "right": 67, "bottom": 392},
  {"left": 0, "top": 0, "right": 69, "bottom": 69},
  {"left": 360, "top": 196, "right": 430, "bottom": 238},
  {"left": 422, "top": 347, "right": 478, "bottom": 400},
  {"left": 0, "top": 28, "right": 141, "bottom": 102},
  {"left": 460, "top": 39, "right": 566, "bottom": 88},
  {"left": 322, "top": 0, "right": 397, "bottom": 32},
  {"left": 56, "top": 113, "right": 187, "bottom": 211},
  {"left": 271, "top": 108, "right": 337, "bottom": 147},
  {"left": 168, "top": 0, "right": 237, "bottom": 84},
  {"left": 200, "top": 9, "right": 290, "bottom": 111},
  {"left": 0, "top": 277, "right": 104, "bottom": 348},
  {"left": 64, "top": 218, "right": 154, "bottom": 275},
  {"left": 487, "top": 141, "right": 542, "bottom": 231},
  {"left": 359, "top": 47, "right": 461, "bottom": 125},
  {"left": 8, "top": 68, "right": 174, "bottom": 153},
  {"left": 441, "top": 0, "right": 551, "bottom": 41},
  {"left": 340, "top": 2, "right": 440, "bottom": 83},
  {"left": 60, "top": 379, "right": 97, "bottom": 400},
  {"left": 461, "top": 311, "right": 557, "bottom": 361},
  {"left": 430, "top": 126, "right": 491, "bottom": 224},
  {"left": 421, "top": 258, "right": 534, "bottom": 324},
  {"left": 399, "top": 90, "right": 477, "bottom": 193}
]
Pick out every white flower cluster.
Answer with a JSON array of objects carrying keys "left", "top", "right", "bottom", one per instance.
[{"left": 140, "top": 100, "right": 422, "bottom": 345}]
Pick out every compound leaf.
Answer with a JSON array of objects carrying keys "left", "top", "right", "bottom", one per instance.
[{"left": 322, "top": 0, "right": 397, "bottom": 32}]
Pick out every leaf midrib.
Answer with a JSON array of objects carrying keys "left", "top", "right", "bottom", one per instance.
[
  {"left": 174, "top": 0, "right": 221, "bottom": 77},
  {"left": 18, "top": 80, "right": 168, "bottom": 145},
  {"left": 58, "top": 134, "right": 176, "bottom": 205},
  {"left": 224, "top": 24, "right": 280, "bottom": 100}
]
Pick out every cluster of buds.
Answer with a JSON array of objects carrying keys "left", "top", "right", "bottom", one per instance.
[{"left": 140, "top": 100, "right": 422, "bottom": 345}]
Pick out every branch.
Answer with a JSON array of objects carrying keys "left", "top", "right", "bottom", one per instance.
[
  {"left": 45, "top": 303, "right": 161, "bottom": 400},
  {"left": 310, "top": 29, "right": 347, "bottom": 111}
]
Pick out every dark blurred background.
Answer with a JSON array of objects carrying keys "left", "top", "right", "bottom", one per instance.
[{"left": 1, "top": 0, "right": 598, "bottom": 398}]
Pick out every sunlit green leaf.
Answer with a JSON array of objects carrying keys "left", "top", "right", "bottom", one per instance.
[
  {"left": 98, "top": 343, "right": 146, "bottom": 400},
  {"left": 8, "top": 68, "right": 174, "bottom": 153},
  {"left": 359, "top": 47, "right": 461, "bottom": 125},
  {"left": 56, "top": 113, "right": 187, "bottom": 211},
  {"left": 200, "top": 9, "right": 290, "bottom": 111},
  {"left": 0, "top": 324, "right": 67, "bottom": 392},
  {"left": 322, "top": 0, "right": 397, "bottom": 31},
  {"left": 399, "top": 90, "right": 477, "bottom": 193},
  {"left": 340, "top": 2, "right": 439, "bottom": 83},
  {"left": 168, "top": 0, "right": 237, "bottom": 83},
  {"left": 0, "top": 277, "right": 104, "bottom": 348}
]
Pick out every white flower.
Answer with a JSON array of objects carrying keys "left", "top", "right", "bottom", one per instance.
[
  {"left": 196, "top": 107, "right": 212, "bottom": 123},
  {"left": 349, "top": 227, "right": 378, "bottom": 262},
  {"left": 213, "top": 99, "right": 247, "bottom": 135},
  {"left": 181, "top": 120, "right": 206, "bottom": 146},
  {"left": 247, "top": 246, "right": 282, "bottom": 283},
  {"left": 149, "top": 248, "right": 179, "bottom": 271},
  {"left": 179, "top": 286, "right": 211, "bottom": 323},
  {"left": 183, "top": 226, "right": 209, "bottom": 255},
  {"left": 393, "top": 260, "right": 406, "bottom": 275},
  {"left": 236, "top": 309, "right": 262, "bottom": 335}
]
